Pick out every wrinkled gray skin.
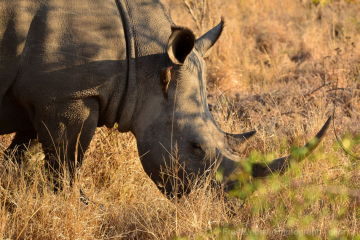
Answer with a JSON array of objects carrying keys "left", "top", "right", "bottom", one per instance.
[{"left": 0, "top": 0, "right": 330, "bottom": 197}]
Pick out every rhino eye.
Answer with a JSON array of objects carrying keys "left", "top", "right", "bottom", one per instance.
[
  {"left": 191, "top": 142, "right": 204, "bottom": 155},
  {"left": 190, "top": 142, "right": 201, "bottom": 149}
]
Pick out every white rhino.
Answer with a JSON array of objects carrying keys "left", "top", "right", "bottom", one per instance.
[{"left": 0, "top": 0, "right": 330, "bottom": 197}]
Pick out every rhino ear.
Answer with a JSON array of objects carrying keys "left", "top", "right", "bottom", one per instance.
[
  {"left": 195, "top": 18, "right": 225, "bottom": 58},
  {"left": 167, "top": 26, "right": 196, "bottom": 65}
]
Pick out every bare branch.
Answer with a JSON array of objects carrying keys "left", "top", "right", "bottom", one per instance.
[
  {"left": 182, "top": 0, "right": 201, "bottom": 31},
  {"left": 307, "top": 82, "right": 331, "bottom": 96},
  {"left": 281, "top": 111, "right": 309, "bottom": 119}
]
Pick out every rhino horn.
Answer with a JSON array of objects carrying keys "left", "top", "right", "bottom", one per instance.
[
  {"left": 226, "top": 130, "right": 256, "bottom": 144},
  {"left": 218, "top": 117, "right": 331, "bottom": 189},
  {"left": 225, "top": 130, "right": 256, "bottom": 153},
  {"left": 195, "top": 17, "right": 225, "bottom": 57},
  {"left": 251, "top": 116, "right": 332, "bottom": 178},
  {"left": 167, "top": 26, "right": 196, "bottom": 65}
]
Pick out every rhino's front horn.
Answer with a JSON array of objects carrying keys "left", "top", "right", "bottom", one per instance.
[
  {"left": 219, "top": 117, "right": 331, "bottom": 193},
  {"left": 251, "top": 116, "right": 332, "bottom": 178}
]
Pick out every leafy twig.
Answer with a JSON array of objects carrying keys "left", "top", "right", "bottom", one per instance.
[{"left": 332, "top": 78, "right": 360, "bottom": 160}]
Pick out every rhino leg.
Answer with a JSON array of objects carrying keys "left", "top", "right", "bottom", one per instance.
[
  {"left": 4, "top": 129, "right": 37, "bottom": 165},
  {"left": 34, "top": 99, "right": 99, "bottom": 191}
]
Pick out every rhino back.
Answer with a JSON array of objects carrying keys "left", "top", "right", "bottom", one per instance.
[
  {"left": 36, "top": 2, "right": 125, "bottom": 68},
  {"left": 0, "top": 0, "right": 132, "bottom": 129}
]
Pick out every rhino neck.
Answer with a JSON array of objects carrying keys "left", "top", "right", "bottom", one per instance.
[
  {"left": 116, "top": 0, "right": 173, "bottom": 133},
  {"left": 115, "top": 0, "right": 139, "bottom": 132}
]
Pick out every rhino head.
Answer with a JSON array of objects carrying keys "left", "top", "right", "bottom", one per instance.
[{"left": 130, "top": 19, "right": 331, "bottom": 198}]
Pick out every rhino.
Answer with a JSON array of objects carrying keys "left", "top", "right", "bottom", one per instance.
[{"left": 0, "top": 0, "right": 330, "bottom": 197}]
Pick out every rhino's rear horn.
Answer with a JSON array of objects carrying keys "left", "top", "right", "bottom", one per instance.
[
  {"left": 226, "top": 130, "right": 256, "bottom": 152},
  {"left": 226, "top": 130, "right": 256, "bottom": 142},
  {"left": 167, "top": 26, "right": 196, "bottom": 65}
]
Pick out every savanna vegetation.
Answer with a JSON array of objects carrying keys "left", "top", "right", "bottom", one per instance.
[{"left": 1, "top": 0, "right": 360, "bottom": 239}]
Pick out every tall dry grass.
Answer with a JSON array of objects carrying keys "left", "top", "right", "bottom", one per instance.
[{"left": 1, "top": 0, "right": 360, "bottom": 239}]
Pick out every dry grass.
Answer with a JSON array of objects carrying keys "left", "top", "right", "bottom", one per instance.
[{"left": 1, "top": 0, "right": 360, "bottom": 239}]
